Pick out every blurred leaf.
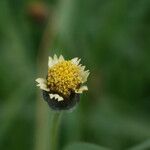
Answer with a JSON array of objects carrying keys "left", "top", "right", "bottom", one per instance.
[
  {"left": 63, "top": 142, "right": 110, "bottom": 150},
  {"left": 128, "top": 139, "right": 150, "bottom": 150}
]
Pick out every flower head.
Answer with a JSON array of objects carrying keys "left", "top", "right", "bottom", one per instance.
[{"left": 36, "top": 54, "right": 89, "bottom": 110}]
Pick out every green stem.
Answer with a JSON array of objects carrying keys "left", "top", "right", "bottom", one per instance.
[{"left": 50, "top": 112, "right": 63, "bottom": 150}]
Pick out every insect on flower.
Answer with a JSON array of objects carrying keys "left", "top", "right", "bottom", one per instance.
[{"left": 36, "top": 54, "right": 90, "bottom": 110}]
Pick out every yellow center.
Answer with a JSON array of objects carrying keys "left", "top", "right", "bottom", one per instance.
[{"left": 47, "top": 60, "right": 82, "bottom": 97}]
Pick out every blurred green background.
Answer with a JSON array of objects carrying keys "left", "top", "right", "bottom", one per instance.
[{"left": 0, "top": 0, "right": 150, "bottom": 150}]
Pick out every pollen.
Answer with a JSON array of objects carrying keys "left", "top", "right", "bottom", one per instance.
[{"left": 47, "top": 60, "right": 82, "bottom": 97}]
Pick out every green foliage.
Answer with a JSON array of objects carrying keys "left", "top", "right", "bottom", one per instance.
[
  {"left": 63, "top": 142, "right": 110, "bottom": 150},
  {"left": 128, "top": 139, "right": 150, "bottom": 150}
]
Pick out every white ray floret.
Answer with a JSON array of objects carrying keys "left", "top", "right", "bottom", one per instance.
[
  {"left": 71, "top": 57, "right": 79, "bottom": 65},
  {"left": 81, "top": 65, "right": 85, "bottom": 71},
  {"left": 71, "top": 57, "right": 90, "bottom": 83},
  {"left": 75, "top": 86, "right": 88, "bottom": 93},
  {"left": 48, "top": 55, "right": 59, "bottom": 68},
  {"left": 76, "top": 58, "right": 81, "bottom": 65},
  {"left": 53, "top": 54, "right": 58, "bottom": 63},
  {"left": 48, "top": 56, "right": 54, "bottom": 68},
  {"left": 49, "top": 93, "right": 64, "bottom": 101},
  {"left": 35, "top": 78, "right": 49, "bottom": 91},
  {"left": 48, "top": 54, "right": 65, "bottom": 68},
  {"left": 80, "top": 69, "right": 90, "bottom": 83},
  {"left": 36, "top": 78, "right": 47, "bottom": 84},
  {"left": 59, "top": 55, "right": 64, "bottom": 61}
]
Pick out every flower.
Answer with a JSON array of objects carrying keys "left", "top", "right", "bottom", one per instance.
[{"left": 36, "top": 54, "right": 90, "bottom": 110}]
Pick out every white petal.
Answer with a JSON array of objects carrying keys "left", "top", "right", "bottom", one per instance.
[
  {"left": 49, "top": 94, "right": 64, "bottom": 101},
  {"left": 49, "top": 94, "right": 53, "bottom": 99},
  {"left": 71, "top": 57, "right": 79, "bottom": 65},
  {"left": 81, "top": 70, "right": 90, "bottom": 83},
  {"left": 35, "top": 78, "right": 49, "bottom": 91},
  {"left": 54, "top": 54, "right": 58, "bottom": 61},
  {"left": 52, "top": 54, "right": 59, "bottom": 66},
  {"left": 76, "top": 59, "right": 81, "bottom": 65},
  {"left": 53, "top": 54, "right": 58, "bottom": 63},
  {"left": 81, "top": 66, "right": 85, "bottom": 71},
  {"left": 40, "top": 84, "right": 50, "bottom": 91},
  {"left": 59, "top": 55, "right": 64, "bottom": 61},
  {"left": 49, "top": 55, "right": 62, "bottom": 68},
  {"left": 78, "top": 65, "right": 85, "bottom": 71},
  {"left": 37, "top": 83, "right": 50, "bottom": 91},
  {"left": 48, "top": 56, "right": 54, "bottom": 68},
  {"left": 36, "top": 78, "right": 47, "bottom": 84},
  {"left": 75, "top": 86, "right": 88, "bottom": 93}
]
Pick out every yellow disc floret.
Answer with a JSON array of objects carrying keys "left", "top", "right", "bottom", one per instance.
[{"left": 47, "top": 60, "right": 82, "bottom": 97}]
